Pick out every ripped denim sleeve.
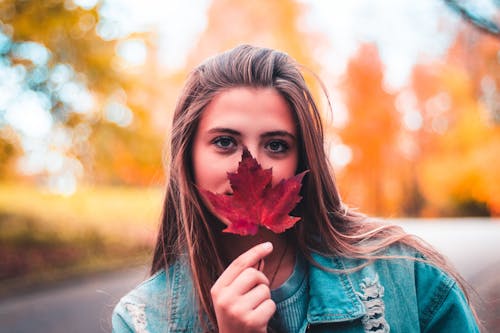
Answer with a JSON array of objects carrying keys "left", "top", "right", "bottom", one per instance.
[{"left": 124, "top": 303, "right": 150, "bottom": 333}]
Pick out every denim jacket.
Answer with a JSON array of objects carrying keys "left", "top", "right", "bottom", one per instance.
[{"left": 112, "top": 244, "right": 479, "bottom": 332}]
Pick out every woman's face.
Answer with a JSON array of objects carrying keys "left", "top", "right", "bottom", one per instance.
[{"left": 192, "top": 87, "right": 299, "bottom": 196}]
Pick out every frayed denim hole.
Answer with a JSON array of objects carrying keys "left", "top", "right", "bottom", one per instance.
[
  {"left": 356, "top": 274, "right": 390, "bottom": 333},
  {"left": 125, "top": 303, "right": 150, "bottom": 333}
]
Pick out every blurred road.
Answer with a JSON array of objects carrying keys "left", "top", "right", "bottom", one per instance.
[
  {"left": 0, "top": 266, "right": 148, "bottom": 333},
  {"left": 0, "top": 218, "right": 499, "bottom": 333},
  {"left": 394, "top": 218, "right": 500, "bottom": 281}
]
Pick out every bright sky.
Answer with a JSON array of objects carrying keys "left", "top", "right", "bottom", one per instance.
[
  {"left": 300, "top": 0, "right": 460, "bottom": 89},
  {"left": 86, "top": 0, "right": 465, "bottom": 89},
  {"left": 87, "top": 0, "right": 211, "bottom": 70}
]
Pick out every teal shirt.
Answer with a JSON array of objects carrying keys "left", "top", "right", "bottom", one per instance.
[
  {"left": 112, "top": 243, "right": 479, "bottom": 332},
  {"left": 270, "top": 252, "right": 309, "bottom": 332}
]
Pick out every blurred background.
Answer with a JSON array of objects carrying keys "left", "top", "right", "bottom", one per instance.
[{"left": 0, "top": 0, "right": 499, "bottom": 332}]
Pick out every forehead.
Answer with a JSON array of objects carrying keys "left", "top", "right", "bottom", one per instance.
[{"left": 198, "top": 87, "right": 296, "bottom": 132}]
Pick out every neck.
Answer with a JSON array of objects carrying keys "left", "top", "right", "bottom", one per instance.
[{"left": 218, "top": 228, "right": 295, "bottom": 289}]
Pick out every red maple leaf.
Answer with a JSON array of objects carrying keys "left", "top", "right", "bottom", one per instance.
[{"left": 200, "top": 148, "right": 308, "bottom": 236}]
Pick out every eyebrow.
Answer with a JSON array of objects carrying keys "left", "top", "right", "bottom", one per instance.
[
  {"left": 207, "top": 127, "right": 241, "bottom": 136},
  {"left": 261, "top": 131, "right": 296, "bottom": 141},
  {"left": 207, "top": 127, "right": 296, "bottom": 141}
]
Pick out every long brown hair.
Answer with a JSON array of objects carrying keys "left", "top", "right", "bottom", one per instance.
[{"left": 151, "top": 44, "right": 478, "bottom": 330}]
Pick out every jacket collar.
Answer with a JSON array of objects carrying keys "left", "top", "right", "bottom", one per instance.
[
  {"left": 167, "top": 253, "right": 366, "bottom": 331},
  {"left": 307, "top": 253, "right": 366, "bottom": 324},
  {"left": 167, "top": 257, "right": 214, "bottom": 332}
]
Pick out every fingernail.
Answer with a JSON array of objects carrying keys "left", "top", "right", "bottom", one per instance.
[{"left": 262, "top": 242, "right": 272, "bottom": 250}]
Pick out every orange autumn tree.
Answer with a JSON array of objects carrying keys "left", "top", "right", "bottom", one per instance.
[
  {"left": 414, "top": 27, "right": 500, "bottom": 216},
  {"left": 337, "top": 44, "right": 404, "bottom": 216}
]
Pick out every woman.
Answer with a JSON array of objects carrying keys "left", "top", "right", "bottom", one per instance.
[{"left": 112, "top": 45, "right": 480, "bottom": 332}]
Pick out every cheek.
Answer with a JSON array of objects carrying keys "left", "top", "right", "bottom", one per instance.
[
  {"left": 269, "top": 156, "right": 299, "bottom": 186},
  {"left": 193, "top": 151, "right": 237, "bottom": 192},
  {"left": 192, "top": 145, "right": 210, "bottom": 189},
  {"left": 193, "top": 154, "right": 214, "bottom": 190}
]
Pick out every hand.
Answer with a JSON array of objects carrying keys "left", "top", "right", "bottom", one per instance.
[{"left": 211, "top": 242, "right": 276, "bottom": 333}]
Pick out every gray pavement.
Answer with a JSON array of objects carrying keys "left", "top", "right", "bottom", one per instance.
[
  {"left": 393, "top": 218, "right": 500, "bottom": 281},
  {"left": 0, "top": 218, "right": 499, "bottom": 333},
  {"left": 0, "top": 266, "right": 148, "bottom": 333}
]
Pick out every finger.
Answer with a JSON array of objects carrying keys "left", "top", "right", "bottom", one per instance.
[
  {"left": 228, "top": 267, "right": 269, "bottom": 295},
  {"left": 252, "top": 259, "right": 265, "bottom": 273},
  {"left": 214, "top": 242, "right": 273, "bottom": 288},
  {"left": 258, "top": 259, "right": 264, "bottom": 272},
  {"left": 247, "top": 299, "right": 276, "bottom": 326},
  {"left": 239, "top": 283, "right": 271, "bottom": 310}
]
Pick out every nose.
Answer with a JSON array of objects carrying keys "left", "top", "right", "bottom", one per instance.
[
  {"left": 241, "top": 145, "right": 271, "bottom": 171},
  {"left": 243, "top": 144, "right": 261, "bottom": 163},
  {"left": 226, "top": 146, "right": 259, "bottom": 174}
]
